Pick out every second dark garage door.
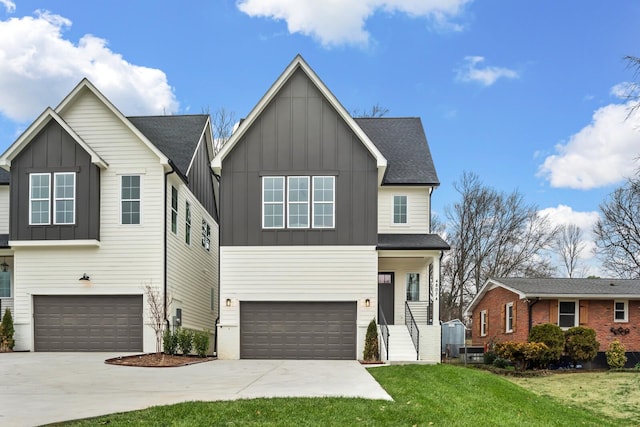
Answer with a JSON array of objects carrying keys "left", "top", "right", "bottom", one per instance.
[
  {"left": 33, "top": 295, "right": 143, "bottom": 352},
  {"left": 240, "top": 301, "right": 357, "bottom": 359}
]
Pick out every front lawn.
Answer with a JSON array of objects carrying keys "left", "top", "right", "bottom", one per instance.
[{"left": 57, "top": 364, "right": 622, "bottom": 426}]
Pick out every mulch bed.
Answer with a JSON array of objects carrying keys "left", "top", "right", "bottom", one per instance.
[{"left": 105, "top": 352, "right": 215, "bottom": 367}]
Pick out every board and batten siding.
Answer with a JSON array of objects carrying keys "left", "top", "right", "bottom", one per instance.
[
  {"left": 217, "top": 245, "right": 378, "bottom": 359},
  {"left": 166, "top": 175, "right": 218, "bottom": 342},
  {"left": 0, "top": 186, "right": 9, "bottom": 234},
  {"left": 220, "top": 68, "right": 378, "bottom": 247},
  {"left": 11, "top": 90, "right": 166, "bottom": 352},
  {"left": 378, "top": 186, "right": 431, "bottom": 234}
]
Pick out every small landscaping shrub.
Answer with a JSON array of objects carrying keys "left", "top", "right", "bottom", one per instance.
[
  {"left": 177, "top": 328, "right": 194, "bottom": 355},
  {"left": 163, "top": 328, "right": 178, "bottom": 355},
  {"left": 495, "top": 341, "right": 549, "bottom": 371},
  {"left": 0, "top": 308, "right": 15, "bottom": 351},
  {"left": 363, "top": 318, "right": 380, "bottom": 362},
  {"left": 484, "top": 351, "right": 498, "bottom": 365},
  {"left": 493, "top": 357, "right": 511, "bottom": 369},
  {"left": 528, "top": 323, "right": 564, "bottom": 367},
  {"left": 564, "top": 327, "right": 599, "bottom": 365},
  {"left": 193, "top": 330, "right": 210, "bottom": 358},
  {"left": 606, "top": 339, "right": 627, "bottom": 369},
  {"left": 634, "top": 362, "right": 640, "bottom": 370}
]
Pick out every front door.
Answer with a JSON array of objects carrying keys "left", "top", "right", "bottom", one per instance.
[{"left": 377, "top": 272, "right": 394, "bottom": 324}]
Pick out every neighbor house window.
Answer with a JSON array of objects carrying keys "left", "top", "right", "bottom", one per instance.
[
  {"left": 54, "top": 172, "right": 75, "bottom": 225},
  {"left": 313, "top": 176, "right": 334, "bottom": 228},
  {"left": 0, "top": 271, "right": 10, "bottom": 298},
  {"left": 558, "top": 301, "right": 577, "bottom": 328},
  {"left": 480, "top": 310, "right": 488, "bottom": 336},
  {"left": 287, "top": 176, "right": 309, "bottom": 228},
  {"left": 406, "top": 273, "right": 419, "bottom": 301},
  {"left": 393, "top": 195, "right": 408, "bottom": 225},
  {"left": 202, "top": 219, "right": 211, "bottom": 251},
  {"left": 171, "top": 186, "right": 178, "bottom": 234},
  {"left": 505, "top": 302, "right": 514, "bottom": 333},
  {"left": 263, "top": 177, "right": 285, "bottom": 228},
  {"left": 29, "top": 173, "right": 51, "bottom": 225},
  {"left": 614, "top": 300, "right": 628, "bottom": 322},
  {"left": 121, "top": 175, "right": 141, "bottom": 224},
  {"left": 185, "top": 201, "right": 191, "bottom": 245}
]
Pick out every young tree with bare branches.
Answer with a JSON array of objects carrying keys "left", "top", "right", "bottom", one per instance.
[{"left": 553, "top": 224, "right": 586, "bottom": 278}]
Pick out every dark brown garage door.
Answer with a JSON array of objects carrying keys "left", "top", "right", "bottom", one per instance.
[
  {"left": 33, "top": 295, "right": 143, "bottom": 352},
  {"left": 240, "top": 301, "right": 356, "bottom": 359}
]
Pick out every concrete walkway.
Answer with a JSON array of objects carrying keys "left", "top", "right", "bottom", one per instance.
[{"left": 0, "top": 353, "right": 392, "bottom": 426}]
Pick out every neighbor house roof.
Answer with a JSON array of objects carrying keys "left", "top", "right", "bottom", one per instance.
[
  {"left": 355, "top": 117, "right": 440, "bottom": 186},
  {"left": 128, "top": 115, "right": 209, "bottom": 177},
  {"left": 465, "top": 277, "right": 640, "bottom": 316},
  {"left": 377, "top": 233, "right": 450, "bottom": 250}
]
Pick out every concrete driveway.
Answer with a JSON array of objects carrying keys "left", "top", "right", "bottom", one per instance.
[{"left": 0, "top": 353, "right": 392, "bottom": 426}]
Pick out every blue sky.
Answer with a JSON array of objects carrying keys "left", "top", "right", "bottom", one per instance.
[{"left": 1, "top": 0, "right": 639, "bottom": 274}]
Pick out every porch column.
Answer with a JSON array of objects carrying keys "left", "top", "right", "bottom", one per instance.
[{"left": 431, "top": 254, "right": 440, "bottom": 323}]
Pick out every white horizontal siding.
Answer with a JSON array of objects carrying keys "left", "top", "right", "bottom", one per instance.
[
  {"left": 0, "top": 186, "right": 8, "bottom": 234},
  {"left": 166, "top": 175, "right": 218, "bottom": 334},
  {"left": 378, "top": 186, "right": 431, "bottom": 234}
]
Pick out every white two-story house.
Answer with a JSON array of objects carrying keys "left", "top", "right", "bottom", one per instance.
[
  {"left": 212, "top": 55, "right": 448, "bottom": 362},
  {"left": 0, "top": 79, "right": 219, "bottom": 353}
]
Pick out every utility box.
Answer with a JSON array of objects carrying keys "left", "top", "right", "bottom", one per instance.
[{"left": 441, "top": 319, "right": 466, "bottom": 358}]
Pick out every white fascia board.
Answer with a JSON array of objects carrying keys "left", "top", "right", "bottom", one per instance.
[{"left": 463, "top": 278, "right": 527, "bottom": 317}]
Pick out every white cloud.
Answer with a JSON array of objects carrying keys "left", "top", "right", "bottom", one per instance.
[
  {"left": 538, "top": 100, "right": 640, "bottom": 189},
  {"left": 0, "top": 0, "right": 15, "bottom": 13},
  {"left": 0, "top": 11, "right": 178, "bottom": 123},
  {"left": 455, "top": 56, "right": 519, "bottom": 86},
  {"left": 237, "top": 0, "right": 470, "bottom": 47}
]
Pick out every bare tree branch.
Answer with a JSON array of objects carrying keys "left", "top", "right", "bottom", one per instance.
[
  {"left": 552, "top": 224, "right": 586, "bottom": 278},
  {"left": 352, "top": 103, "right": 389, "bottom": 118}
]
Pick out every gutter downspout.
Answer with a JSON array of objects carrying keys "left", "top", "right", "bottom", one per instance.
[
  {"left": 164, "top": 162, "right": 177, "bottom": 331},
  {"left": 528, "top": 298, "right": 540, "bottom": 333},
  {"left": 212, "top": 171, "right": 221, "bottom": 356}
]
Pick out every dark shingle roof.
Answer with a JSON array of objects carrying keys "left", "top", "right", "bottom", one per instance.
[
  {"left": 495, "top": 277, "right": 640, "bottom": 297},
  {"left": 127, "top": 115, "right": 209, "bottom": 176},
  {"left": 378, "top": 233, "right": 450, "bottom": 250},
  {"left": 355, "top": 117, "right": 439, "bottom": 186},
  {"left": 0, "top": 169, "right": 9, "bottom": 185}
]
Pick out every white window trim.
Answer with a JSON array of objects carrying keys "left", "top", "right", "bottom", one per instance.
[
  {"left": 505, "top": 302, "right": 514, "bottom": 333},
  {"left": 392, "top": 194, "right": 408, "bottom": 226},
  {"left": 262, "top": 176, "right": 285, "bottom": 229},
  {"left": 312, "top": 176, "right": 335, "bottom": 229},
  {"left": 558, "top": 300, "right": 578, "bottom": 329},
  {"left": 120, "top": 175, "right": 142, "bottom": 225},
  {"left": 614, "top": 300, "right": 629, "bottom": 323},
  {"left": 480, "top": 310, "right": 487, "bottom": 337},
  {"left": 53, "top": 172, "right": 76, "bottom": 225},
  {"left": 29, "top": 173, "right": 51, "bottom": 225},
  {"left": 287, "top": 176, "right": 309, "bottom": 228}
]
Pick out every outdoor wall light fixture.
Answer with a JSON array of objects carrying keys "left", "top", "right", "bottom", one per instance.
[
  {"left": 79, "top": 273, "right": 91, "bottom": 282},
  {"left": 365, "top": 298, "right": 371, "bottom": 307},
  {"left": 226, "top": 298, "right": 232, "bottom": 307},
  {"left": 0, "top": 258, "right": 8, "bottom": 272}
]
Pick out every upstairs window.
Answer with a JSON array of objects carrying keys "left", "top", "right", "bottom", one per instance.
[
  {"left": 121, "top": 175, "right": 141, "bottom": 225},
  {"left": 202, "top": 219, "right": 211, "bottom": 251},
  {"left": 185, "top": 201, "right": 191, "bottom": 245},
  {"left": 312, "top": 176, "right": 335, "bottom": 228},
  {"left": 171, "top": 186, "right": 178, "bottom": 234},
  {"left": 393, "top": 195, "right": 408, "bottom": 225},
  {"left": 614, "top": 300, "right": 628, "bottom": 323},
  {"left": 30, "top": 173, "right": 51, "bottom": 225},
  {"left": 287, "top": 176, "right": 309, "bottom": 228},
  {"left": 54, "top": 173, "right": 76, "bottom": 225},
  {"left": 263, "top": 177, "right": 285, "bottom": 228}
]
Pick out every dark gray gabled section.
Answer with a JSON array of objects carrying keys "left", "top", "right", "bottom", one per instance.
[
  {"left": 220, "top": 68, "right": 378, "bottom": 246},
  {"left": 128, "top": 115, "right": 218, "bottom": 221},
  {"left": 355, "top": 118, "right": 439, "bottom": 186},
  {"left": 10, "top": 120, "right": 100, "bottom": 241}
]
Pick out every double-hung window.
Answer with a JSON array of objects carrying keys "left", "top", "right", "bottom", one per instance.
[
  {"left": 287, "top": 176, "right": 309, "bottom": 228},
  {"left": 29, "top": 172, "right": 76, "bottom": 225},
  {"left": 263, "top": 177, "right": 285, "bottom": 228},
  {"left": 558, "top": 301, "right": 577, "bottom": 328},
  {"left": 393, "top": 195, "right": 408, "bottom": 225},
  {"left": 614, "top": 300, "right": 628, "bottom": 322},
  {"left": 312, "top": 176, "right": 334, "bottom": 228},
  {"left": 171, "top": 186, "right": 178, "bottom": 234},
  {"left": 30, "top": 173, "right": 51, "bottom": 225},
  {"left": 121, "top": 175, "right": 141, "bottom": 224},
  {"left": 202, "top": 219, "right": 211, "bottom": 251},
  {"left": 480, "top": 310, "right": 488, "bottom": 336},
  {"left": 505, "top": 302, "right": 514, "bottom": 333}
]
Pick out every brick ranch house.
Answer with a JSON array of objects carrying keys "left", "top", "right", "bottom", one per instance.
[{"left": 465, "top": 277, "right": 640, "bottom": 368}]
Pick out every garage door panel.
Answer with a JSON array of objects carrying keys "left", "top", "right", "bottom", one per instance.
[
  {"left": 240, "top": 301, "right": 356, "bottom": 360},
  {"left": 34, "top": 295, "right": 143, "bottom": 352}
]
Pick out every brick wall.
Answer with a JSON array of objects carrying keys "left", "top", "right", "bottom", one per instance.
[{"left": 470, "top": 286, "right": 529, "bottom": 346}]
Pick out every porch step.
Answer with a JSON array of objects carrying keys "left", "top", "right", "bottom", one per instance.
[{"left": 386, "top": 325, "right": 418, "bottom": 361}]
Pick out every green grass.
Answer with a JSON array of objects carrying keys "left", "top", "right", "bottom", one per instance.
[{"left": 55, "top": 365, "right": 622, "bottom": 426}]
